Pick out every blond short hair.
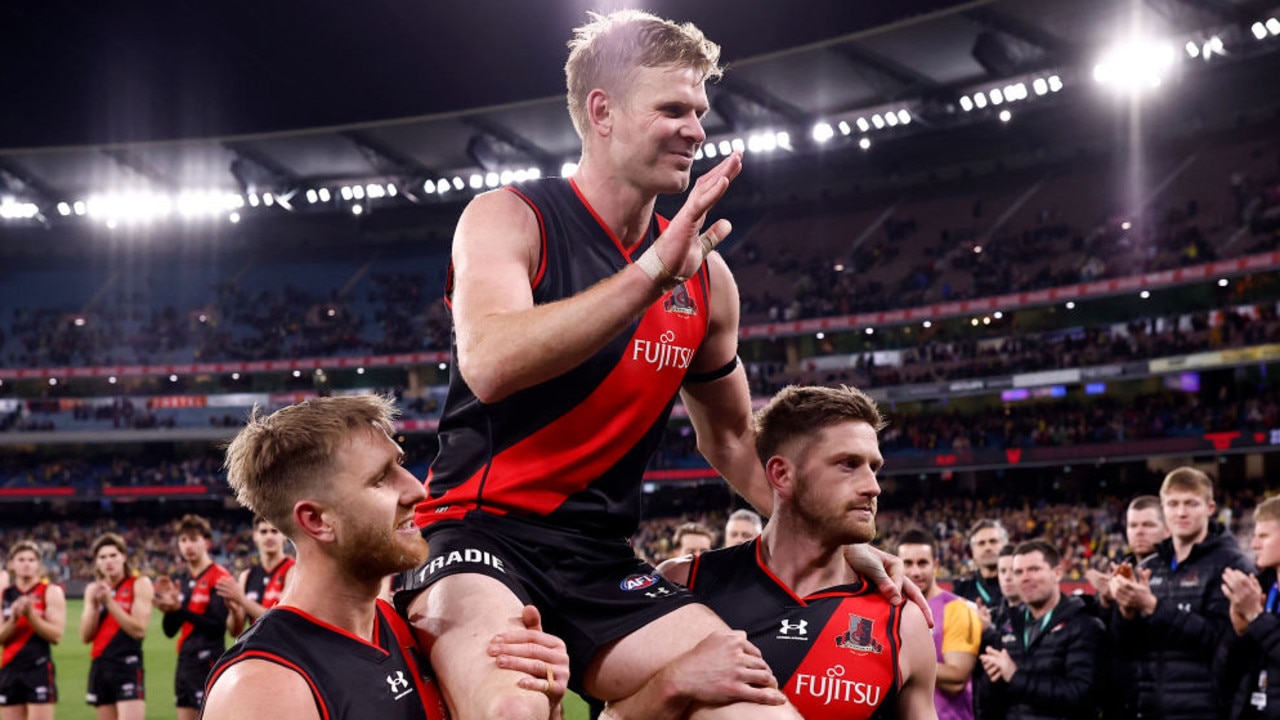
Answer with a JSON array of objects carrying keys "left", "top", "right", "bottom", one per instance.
[
  {"left": 224, "top": 395, "right": 398, "bottom": 536},
  {"left": 565, "top": 9, "right": 722, "bottom": 138},
  {"left": 1257, "top": 496, "right": 1280, "bottom": 524},
  {"left": 1160, "top": 466, "right": 1214, "bottom": 502}
]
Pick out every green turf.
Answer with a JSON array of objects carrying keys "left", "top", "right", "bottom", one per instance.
[{"left": 48, "top": 599, "right": 589, "bottom": 720}]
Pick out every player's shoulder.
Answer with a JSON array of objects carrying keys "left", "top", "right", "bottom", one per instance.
[{"left": 204, "top": 657, "right": 321, "bottom": 720}]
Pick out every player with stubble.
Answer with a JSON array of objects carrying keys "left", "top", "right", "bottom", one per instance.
[
  {"left": 396, "top": 10, "right": 917, "bottom": 720},
  {"left": 203, "top": 395, "right": 568, "bottom": 720}
]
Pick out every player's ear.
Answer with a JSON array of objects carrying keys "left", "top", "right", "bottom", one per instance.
[
  {"left": 586, "top": 88, "right": 613, "bottom": 137},
  {"left": 764, "top": 455, "right": 794, "bottom": 498},
  {"left": 293, "top": 500, "right": 334, "bottom": 543}
]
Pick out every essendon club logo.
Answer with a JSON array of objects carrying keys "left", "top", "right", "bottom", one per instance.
[
  {"left": 620, "top": 574, "right": 659, "bottom": 592},
  {"left": 663, "top": 283, "right": 698, "bottom": 316},
  {"left": 835, "top": 614, "right": 882, "bottom": 654}
]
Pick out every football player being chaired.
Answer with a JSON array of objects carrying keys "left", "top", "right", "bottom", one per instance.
[
  {"left": 0, "top": 540, "right": 66, "bottom": 720},
  {"left": 205, "top": 395, "right": 569, "bottom": 720},
  {"left": 657, "top": 385, "right": 938, "bottom": 720},
  {"left": 396, "top": 9, "right": 924, "bottom": 720}
]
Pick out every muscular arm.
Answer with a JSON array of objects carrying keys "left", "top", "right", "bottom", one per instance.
[
  {"left": 453, "top": 155, "right": 741, "bottom": 403},
  {"left": 896, "top": 602, "right": 940, "bottom": 720},
  {"left": 680, "top": 254, "right": 772, "bottom": 515},
  {"left": 26, "top": 584, "right": 66, "bottom": 644},
  {"left": 79, "top": 586, "right": 102, "bottom": 644},
  {"left": 201, "top": 659, "right": 322, "bottom": 720}
]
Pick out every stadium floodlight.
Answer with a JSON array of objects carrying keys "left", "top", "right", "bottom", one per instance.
[
  {"left": 350, "top": 186, "right": 364, "bottom": 201},
  {"left": 248, "top": 192, "right": 261, "bottom": 206},
  {"left": 989, "top": 88, "right": 1004, "bottom": 105},
  {"left": 856, "top": 117, "right": 870, "bottom": 132},
  {"left": 263, "top": 192, "right": 275, "bottom": 206},
  {"left": 169, "top": 374, "right": 178, "bottom": 382},
  {"left": 1033, "top": 78, "right": 1049, "bottom": 96},
  {"left": 560, "top": 163, "right": 578, "bottom": 177},
  {"left": 858, "top": 137, "right": 871, "bottom": 150},
  {"left": 1268, "top": 18, "right": 1280, "bottom": 35},
  {"left": 864, "top": 328, "right": 874, "bottom": 335},
  {"left": 775, "top": 131, "right": 791, "bottom": 149},
  {"left": 693, "top": 148, "right": 703, "bottom": 161},
  {"left": 317, "top": 188, "right": 331, "bottom": 202},
  {"left": 1218, "top": 278, "right": 1229, "bottom": 287},
  {"left": 885, "top": 111, "right": 899, "bottom": 127},
  {"left": 974, "top": 93, "right": 988, "bottom": 109},
  {"left": 73, "top": 201, "right": 86, "bottom": 216},
  {"left": 57, "top": 202, "right": 71, "bottom": 216},
  {"left": 959, "top": 95, "right": 974, "bottom": 112},
  {"left": 1203, "top": 36, "right": 1224, "bottom": 58},
  {"left": 838, "top": 121, "right": 851, "bottom": 136},
  {"left": 485, "top": 172, "right": 500, "bottom": 188},
  {"left": 386, "top": 183, "right": 397, "bottom": 197},
  {"left": 306, "top": 189, "right": 318, "bottom": 204},
  {"left": 1093, "top": 38, "right": 1175, "bottom": 91},
  {"left": 718, "top": 140, "right": 732, "bottom": 155},
  {"left": 500, "top": 170, "right": 514, "bottom": 185},
  {"left": 703, "top": 142, "right": 717, "bottom": 158},
  {"left": 229, "top": 212, "right": 241, "bottom": 223},
  {"left": 1065, "top": 301, "right": 1075, "bottom": 309},
  {"left": 897, "top": 110, "right": 911, "bottom": 125},
  {"left": 999, "top": 109, "right": 1012, "bottom": 123},
  {"left": 1185, "top": 41, "right": 1200, "bottom": 58},
  {"left": 871, "top": 114, "right": 885, "bottom": 129},
  {"left": 812, "top": 122, "right": 835, "bottom": 143},
  {"left": 452, "top": 177, "right": 465, "bottom": 191},
  {"left": 0, "top": 199, "right": 40, "bottom": 219},
  {"left": 922, "top": 320, "right": 932, "bottom": 328},
  {"left": 815, "top": 332, "right": 825, "bottom": 340},
  {"left": 1048, "top": 75, "right": 1063, "bottom": 92},
  {"left": 730, "top": 138, "right": 745, "bottom": 153},
  {"left": 108, "top": 376, "right": 118, "bottom": 384},
  {"left": 1254, "top": 22, "right": 1269, "bottom": 39},
  {"left": 339, "top": 186, "right": 352, "bottom": 201},
  {"left": 994, "top": 311, "right": 1003, "bottom": 320},
  {"left": 351, "top": 204, "right": 363, "bottom": 215},
  {"left": 1139, "top": 290, "right": 1150, "bottom": 299},
  {"left": 365, "top": 183, "right": 385, "bottom": 199},
  {"left": 356, "top": 367, "right": 365, "bottom": 375},
  {"left": 527, "top": 167, "right": 541, "bottom": 180},
  {"left": 468, "top": 174, "right": 483, "bottom": 190}
]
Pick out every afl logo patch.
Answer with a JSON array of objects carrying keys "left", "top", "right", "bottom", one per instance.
[{"left": 620, "top": 574, "right": 659, "bottom": 591}]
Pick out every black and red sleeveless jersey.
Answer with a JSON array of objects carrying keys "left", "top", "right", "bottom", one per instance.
[
  {"left": 91, "top": 575, "right": 143, "bottom": 662},
  {"left": 163, "top": 564, "right": 232, "bottom": 658},
  {"left": 2, "top": 580, "right": 53, "bottom": 668},
  {"left": 205, "top": 599, "right": 447, "bottom": 720},
  {"left": 244, "top": 557, "right": 294, "bottom": 613},
  {"left": 688, "top": 540, "right": 902, "bottom": 720},
  {"left": 417, "top": 177, "right": 712, "bottom": 538}
]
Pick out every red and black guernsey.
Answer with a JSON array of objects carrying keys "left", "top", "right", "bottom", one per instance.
[
  {"left": 91, "top": 576, "right": 142, "bottom": 661},
  {"left": 418, "top": 176, "right": 712, "bottom": 538},
  {"left": 688, "top": 540, "right": 903, "bottom": 720},
  {"left": 244, "top": 557, "right": 294, "bottom": 613},
  {"left": 2, "top": 580, "right": 54, "bottom": 668},
  {"left": 161, "top": 564, "right": 232, "bottom": 658},
  {"left": 205, "top": 600, "right": 447, "bottom": 720}
]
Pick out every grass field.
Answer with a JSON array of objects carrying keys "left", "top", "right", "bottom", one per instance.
[{"left": 47, "top": 599, "right": 589, "bottom": 720}]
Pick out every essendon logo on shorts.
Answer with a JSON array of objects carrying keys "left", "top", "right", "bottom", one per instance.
[{"left": 620, "top": 574, "right": 659, "bottom": 592}]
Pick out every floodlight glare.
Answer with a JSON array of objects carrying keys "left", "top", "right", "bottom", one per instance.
[
  {"left": 999, "top": 109, "right": 1012, "bottom": 123},
  {"left": 731, "top": 138, "right": 745, "bottom": 153},
  {"left": 306, "top": 189, "right": 318, "bottom": 204},
  {"left": 560, "top": 163, "right": 578, "bottom": 177},
  {"left": 812, "top": 122, "right": 835, "bottom": 143},
  {"left": 339, "top": 186, "right": 352, "bottom": 201},
  {"left": 989, "top": 88, "right": 1004, "bottom": 105},
  {"left": 693, "top": 148, "right": 703, "bottom": 161},
  {"left": 959, "top": 95, "right": 974, "bottom": 111},
  {"left": 885, "top": 111, "right": 899, "bottom": 127},
  {"left": 703, "top": 142, "right": 718, "bottom": 158},
  {"left": 897, "top": 110, "right": 911, "bottom": 125},
  {"left": 1185, "top": 41, "right": 1200, "bottom": 58},
  {"left": 856, "top": 117, "right": 870, "bottom": 132},
  {"left": 838, "top": 121, "right": 852, "bottom": 135},
  {"left": 485, "top": 172, "right": 500, "bottom": 188},
  {"left": 974, "top": 93, "right": 988, "bottom": 109},
  {"left": 1033, "top": 78, "right": 1048, "bottom": 96},
  {"left": 1093, "top": 38, "right": 1176, "bottom": 91},
  {"left": 1267, "top": 18, "right": 1280, "bottom": 35},
  {"left": 57, "top": 202, "right": 71, "bottom": 216},
  {"left": 469, "top": 174, "right": 483, "bottom": 190},
  {"left": 775, "top": 131, "right": 791, "bottom": 149},
  {"left": 500, "top": 170, "right": 514, "bottom": 185},
  {"left": 1048, "top": 75, "right": 1063, "bottom": 92},
  {"left": 318, "top": 188, "right": 331, "bottom": 202},
  {"left": 351, "top": 204, "right": 363, "bottom": 216},
  {"left": 1254, "top": 22, "right": 1269, "bottom": 39},
  {"left": 718, "top": 140, "right": 732, "bottom": 155},
  {"left": 871, "top": 114, "right": 885, "bottom": 129},
  {"left": 858, "top": 137, "right": 871, "bottom": 150}
]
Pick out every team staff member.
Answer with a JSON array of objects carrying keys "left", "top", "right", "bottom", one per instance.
[
  {"left": 398, "top": 10, "right": 916, "bottom": 720},
  {"left": 0, "top": 540, "right": 65, "bottom": 720},
  {"left": 980, "top": 541, "right": 1104, "bottom": 720},
  {"left": 154, "top": 514, "right": 232, "bottom": 720},
  {"left": 205, "top": 395, "right": 568, "bottom": 720},
  {"left": 81, "top": 533, "right": 154, "bottom": 720},
  {"left": 723, "top": 509, "right": 763, "bottom": 548},
  {"left": 1220, "top": 495, "right": 1280, "bottom": 718},
  {"left": 899, "top": 528, "right": 982, "bottom": 720},
  {"left": 1109, "top": 467, "right": 1252, "bottom": 720},
  {"left": 954, "top": 520, "right": 1008, "bottom": 610},
  {"left": 218, "top": 516, "right": 295, "bottom": 637},
  {"left": 655, "top": 385, "right": 937, "bottom": 719}
]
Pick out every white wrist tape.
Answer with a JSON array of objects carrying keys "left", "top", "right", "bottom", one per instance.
[{"left": 636, "top": 246, "right": 687, "bottom": 290}]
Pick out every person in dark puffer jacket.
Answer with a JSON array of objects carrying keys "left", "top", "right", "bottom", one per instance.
[
  {"left": 1219, "top": 494, "right": 1280, "bottom": 719},
  {"left": 980, "top": 540, "right": 1103, "bottom": 720},
  {"left": 1110, "top": 467, "right": 1253, "bottom": 720}
]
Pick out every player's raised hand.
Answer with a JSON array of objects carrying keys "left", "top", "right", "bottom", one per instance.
[{"left": 640, "top": 152, "right": 742, "bottom": 288}]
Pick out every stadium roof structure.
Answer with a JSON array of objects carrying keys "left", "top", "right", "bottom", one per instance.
[{"left": 2, "top": 0, "right": 1279, "bottom": 226}]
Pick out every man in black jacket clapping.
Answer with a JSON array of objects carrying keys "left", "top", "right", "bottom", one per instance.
[
  {"left": 1220, "top": 495, "right": 1280, "bottom": 719},
  {"left": 980, "top": 540, "right": 1103, "bottom": 720}
]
